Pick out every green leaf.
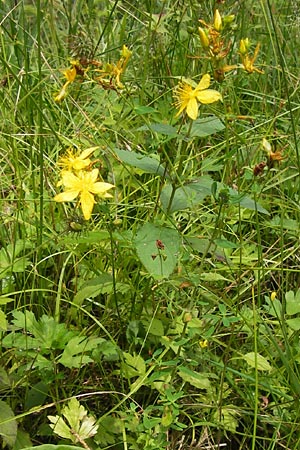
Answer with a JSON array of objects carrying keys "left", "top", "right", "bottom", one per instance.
[
  {"left": 200, "top": 272, "right": 230, "bottom": 282},
  {"left": 243, "top": 352, "right": 272, "bottom": 371},
  {"left": 134, "top": 223, "right": 180, "bottom": 279},
  {"left": 58, "top": 336, "right": 103, "bottom": 369},
  {"left": 13, "top": 429, "right": 32, "bottom": 450},
  {"left": 286, "top": 318, "right": 300, "bottom": 331},
  {"left": 178, "top": 367, "right": 211, "bottom": 390},
  {"left": 213, "top": 406, "right": 238, "bottom": 433},
  {"left": 0, "top": 367, "right": 10, "bottom": 390},
  {"left": 160, "top": 177, "right": 213, "bottom": 213},
  {"left": 134, "top": 106, "right": 157, "bottom": 115},
  {"left": 228, "top": 189, "right": 269, "bottom": 215},
  {"left": 0, "top": 400, "right": 18, "bottom": 447},
  {"left": 189, "top": 116, "right": 225, "bottom": 137},
  {"left": 137, "top": 123, "right": 178, "bottom": 136},
  {"left": 0, "top": 309, "right": 7, "bottom": 331},
  {"left": 286, "top": 289, "right": 300, "bottom": 315},
  {"left": 122, "top": 352, "right": 146, "bottom": 379},
  {"left": 21, "top": 446, "right": 84, "bottom": 450},
  {"left": 114, "top": 148, "right": 166, "bottom": 176},
  {"left": 74, "top": 274, "right": 130, "bottom": 307},
  {"left": 24, "top": 381, "right": 49, "bottom": 409},
  {"left": 214, "top": 238, "right": 239, "bottom": 249},
  {"left": 48, "top": 398, "right": 98, "bottom": 443},
  {"left": 0, "top": 296, "right": 14, "bottom": 305},
  {"left": 6, "top": 311, "right": 75, "bottom": 351},
  {"left": 142, "top": 318, "right": 164, "bottom": 336}
]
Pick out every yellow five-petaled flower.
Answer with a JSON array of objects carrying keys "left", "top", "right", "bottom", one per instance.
[
  {"left": 54, "top": 168, "right": 115, "bottom": 220},
  {"left": 58, "top": 147, "right": 98, "bottom": 172},
  {"left": 174, "top": 74, "right": 222, "bottom": 121}
]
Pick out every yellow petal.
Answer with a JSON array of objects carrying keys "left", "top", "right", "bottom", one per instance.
[
  {"left": 196, "top": 74, "right": 210, "bottom": 91},
  {"left": 61, "top": 171, "right": 81, "bottom": 188},
  {"left": 196, "top": 89, "right": 222, "bottom": 104},
  {"left": 88, "top": 168, "right": 99, "bottom": 183},
  {"left": 63, "top": 67, "right": 77, "bottom": 82},
  {"left": 81, "top": 147, "right": 99, "bottom": 159},
  {"left": 72, "top": 159, "right": 91, "bottom": 171},
  {"left": 54, "top": 190, "right": 79, "bottom": 202},
  {"left": 91, "top": 182, "right": 115, "bottom": 196},
  {"left": 80, "top": 191, "right": 95, "bottom": 220},
  {"left": 186, "top": 98, "right": 199, "bottom": 120}
]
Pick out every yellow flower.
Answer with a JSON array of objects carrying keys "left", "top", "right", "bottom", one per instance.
[
  {"left": 58, "top": 147, "right": 98, "bottom": 172},
  {"left": 174, "top": 74, "right": 222, "bottom": 120},
  {"left": 270, "top": 292, "right": 277, "bottom": 302},
  {"left": 199, "top": 339, "right": 208, "bottom": 349},
  {"left": 54, "top": 66, "right": 77, "bottom": 102},
  {"left": 54, "top": 169, "right": 115, "bottom": 220},
  {"left": 62, "top": 66, "right": 77, "bottom": 83}
]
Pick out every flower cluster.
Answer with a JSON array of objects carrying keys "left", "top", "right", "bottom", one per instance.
[
  {"left": 54, "top": 45, "right": 132, "bottom": 102},
  {"left": 198, "top": 9, "right": 236, "bottom": 82},
  {"left": 54, "top": 147, "right": 115, "bottom": 220},
  {"left": 198, "top": 10, "right": 263, "bottom": 81}
]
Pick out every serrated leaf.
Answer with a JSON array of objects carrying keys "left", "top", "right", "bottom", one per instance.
[
  {"left": 243, "top": 352, "right": 272, "bottom": 371},
  {"left": 178, "top": 367, "right": 211, "bottom": 390},
  {"left": 0, "top": 400, "right": 17, "bottom": 447},
  {"left": 48, "top": 398, "right": 98, "bottom": 443},
  {"left": 134, "top": 223, "right": 180, "bottom": 279},
  {"left": 114, "top": 148, "right": 166, "bottom": 176}
]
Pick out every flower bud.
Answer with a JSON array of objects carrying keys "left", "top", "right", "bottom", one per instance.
[
  {"left": 213, "top": 9, "right": 222, "bottom": 31},
  {"left": 198, "top": 27, "right": 210, "bottom": 48},
  {"left": 239, "top": 38, "right": 250, "bottom": 55}
]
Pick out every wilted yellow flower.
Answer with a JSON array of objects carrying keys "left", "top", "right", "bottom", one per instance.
[
  {"left": 95, "top": 44, "right": 132, "bottom": 89},
  {"left": 174, "top": 74, "right": 222, "bottom": 120},
  {"left": 54, "top": 85, "right": 69, "bottom": 102},
  {"left": 239, "top": 40, "right": 264, "bottom": 74},
  {"left": 58, "top": 147, "right": 98, "bottom": 172},
  {"left": 270, "top": 292, "right": 277, "bottom": 302},
  {"left": 54, "top": 169, "right": 114, "bottom": 220}
]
